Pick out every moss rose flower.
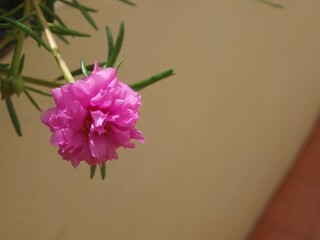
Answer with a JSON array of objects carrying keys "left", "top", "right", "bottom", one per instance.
[{"left": 41, "top": 63, "right": 144, "bottom": 167}]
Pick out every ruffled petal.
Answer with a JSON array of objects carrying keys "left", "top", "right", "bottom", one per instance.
[
  {"left": 110, "top": 126, "right": 131, "bottom": 147},
  {"left": 89, "top": 133, "right": 108, "bottom": 158},
  {"left": 86, "top": 68, "right": 117, "bottom": 94},
  {"left": 90, "top": 90, "right": 113, "bottom": 109},
  {"left": 90, "top": 110, "right": 108, "bottom": 135}
]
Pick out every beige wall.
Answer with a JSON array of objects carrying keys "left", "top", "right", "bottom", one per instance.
[{"left": 1, "top": 0, "right": 320, "bottom": 239}]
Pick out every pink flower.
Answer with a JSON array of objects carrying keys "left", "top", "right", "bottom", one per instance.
[{"left": 41, "top": 63, "right": 144, "bottom": 167}]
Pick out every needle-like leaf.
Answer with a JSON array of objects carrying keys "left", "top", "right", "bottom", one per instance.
[
  {"left": 0, "top": 3, "right": 24, "bottom": 19},
  {"left": 116, "top": 59, "right": 124, "bottom": 72},
  {"left": 105, "top": 26, "right": 114, "bottom": 60},
  {"left": 59, "top": 0, "right": 97, "bottom": 12},
  {"left": 90, "top": 165, "right": 96, "bottom": 179},
  {"left": 40, "top": 3, "right": 67, "bottom": 27},
  {"left": 254, "top": 0, "right": 284, "bottom": 8},
  {"left": 55, "top": 34, "right": 69, "bottom": 44},
  {"left": 5, "top": 97, "right": 22, "bottom": 136},
  {"left": 130, "top": 69, "right": 175, "bottom": 91},
  {"left": 118, "top": 0, "right": 136, "bottom": 6},
  {"left": 24, "top": 89, "right": 42, "bottom": 111},
  {"left": 50, "top": 24, "right": 90, "bottom": 37},
  {"left": 23, "top": 76, "right": 61, "bottom": 88},
  {"left": 46, "top": 0, "right": 57, "bottom": 23},
  {"left": 80, "top": 59, "right": 89, "bottom": 77},
  {"left": 25, "top": 85, "right": 52, "bottom": 97},
  {"left": 107, "top": 21, "right": 124, "bottom": 67},
  {"left": 0, "top": 16, "right": 52, "bottom": 52},
  {"left": 18, "top": 54, "right": 25, "bottom": 74},
  {"left": 72, "top": 0, "right": 98, "bottom": 30},
  {"left": 0, "top": 13, "right": 35, "bottom": 29},
  {"left": 100, "top": 163, "right": 106, "bottom": 180}
]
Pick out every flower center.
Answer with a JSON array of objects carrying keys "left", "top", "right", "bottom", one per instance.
[
  {"left": 104, "top": 123, "right": 110, "bottom": 133},
  {"left": 82, "top": 114, "right": 92, "bottom": 140}
]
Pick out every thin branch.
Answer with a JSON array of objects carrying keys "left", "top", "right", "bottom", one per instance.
[{"left": 29, "top": 0, "right": 75, "bottom": 83}]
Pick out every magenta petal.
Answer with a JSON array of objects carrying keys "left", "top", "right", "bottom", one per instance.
[
  {"left": 90, "top": 91, "right": 113, "bottom": 108},
  {"left": 104, "top": 137, "right": 119, "bottom": 159},
  {"left": 41, "top": 108, "right": 58, "bottom": 126},
  {"left": 70, "top": 144, "right": 90, "bottom": 168},
  {"left": 65, "top": 101, "right": 88, "bottom": 130},
  {"left": 91, "top": 110, "right": 107, "bottom": 127},
  {"left": 110, "top": 126, "right": 131, "bottom": 147},
  {"left": 93, "top": 61, "right": 100, "bottom": 72},
  {"left": 86, "top": 68, "right": 117, "bottom": 94},
  {"left": 90, "top": 110, "right": 109, "bottom": 135},
  {"left": 69, "top": 81, "right": 92, "bottom": 107},
  {"left": 131, "top": 129, "right": 145, "bottom": 143},
  {"left": 89, "top": 133, "right": 108, "bottom": 158},
  {"left": 50, "top": 130, "right": 65, "bottom": 147},
  {"left": 51, "top": 87, "right": 63, "bottom": 108},
  {"left": 64, "top": 129, "right": 85, "bottom": 150},
  {"left": 70, "top": 156, "right": 81, "bottom": 168}
]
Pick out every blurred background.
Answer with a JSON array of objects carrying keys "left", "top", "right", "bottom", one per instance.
[{"left": 1, "top": 0, "right": 320, "bottom": 239}]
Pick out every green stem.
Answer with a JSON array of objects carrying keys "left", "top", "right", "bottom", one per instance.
[
  {"left": 9, "top": 1, "right": 31, "bottom": 78},
  {"left": 9, "top": 31, "right": 24, "bottom": 77},
  {"left": 29, "top": 0, "right": 75, "bottom": 83}
]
